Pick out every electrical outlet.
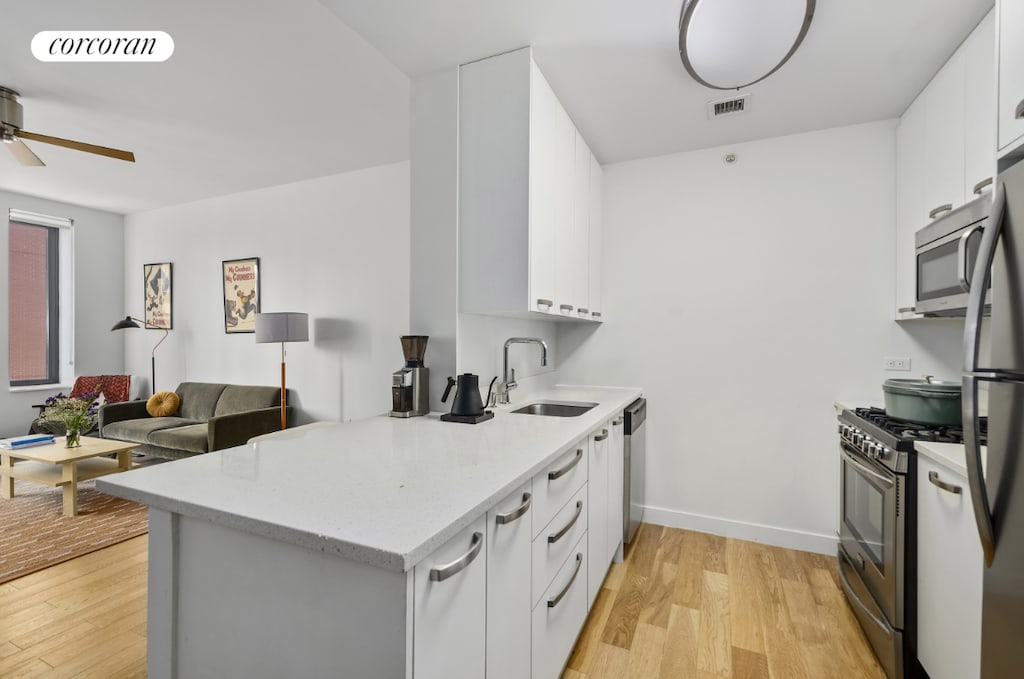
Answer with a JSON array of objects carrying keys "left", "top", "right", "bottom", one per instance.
[{"left": 884, "top": 357, "right": 912, "bottom": 371}]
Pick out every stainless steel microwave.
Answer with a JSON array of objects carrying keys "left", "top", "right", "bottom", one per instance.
[{"left": 914, "top": 195, "right": 992, "bottom": 316}]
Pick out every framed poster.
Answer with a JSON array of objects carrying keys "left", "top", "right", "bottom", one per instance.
[
  {"left": 223, "top": 257, "right": 260, "bottom": 333},
  {"left": 143, "top": 262, "right": 172, "bottom": 329}
]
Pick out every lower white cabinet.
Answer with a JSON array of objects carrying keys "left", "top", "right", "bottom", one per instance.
[
  {"left": 413, "top": 516, "right": 488, "bottom": 679},
  {"left": 487, "top": 484, "right": 533, "bottom": 679},
  {"left": 916, "top": 457, "right": 983, "bottom": 679},
  {"left": 587, "top": 422, "right": 611, "bottom": 607},
  {"left": 533, "top": 485, "right": 588, "bottom": 608},
  {"left": 532, "top": 533, "right": 589, "bottom": 679}
]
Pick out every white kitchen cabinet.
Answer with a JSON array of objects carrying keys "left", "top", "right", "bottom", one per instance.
[
  {"left": 532, "top": 533, "right": 589, "bottom": 679},
  {"left": 533, "top": 485, "right": 588, "bottom": 608},
  {"left": 588, "top": 153, "right": 604, "bottom": 321},
  {"left": 893, "top": 10, "right": 995, "bottom": 320},
  {"left": 532, "top": 438, "right": 589, "bottom": 539},
  {"left": 486, "top": 484, "right": 533, "bottom": 679},
  {"left": 916, "top": 456, "right": 983, "bottom": 679},
  {"left": 997, "top": 0, "right": 1024, "bottom": 158},
  {"left": 964, "top": 11, "right": 997, "bottom": 199},
  {"left": 608, "top": 413, "right": 625, "bottom": 564},
  {"left": 587, "top": 422, "right": 611, "bottom": 607},
  {"left": 459, "top": 46, "right": 604, "bottom": 322},
  {"left": 413, "top": 516, "right": 487, "bottom": 679}
]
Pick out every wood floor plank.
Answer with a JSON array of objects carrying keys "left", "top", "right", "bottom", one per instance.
[
  {"left": 3, "top": 658, "right": 56, "bottom": 679},
  {"left": 561, "top": 669, "right": 583, "bottom": 679},
  {"left": 626, "top": 622, "right": 667, "bottom": 679},
  {"left": 61, "top": 637, "right": 147, "bottom": 679},
  {"left": 626, "top": 523, "right": 662, "bottom": 579},
  {"left": 601, "top": 569, "right": 648, "bottom": 649},
  {"left": 658, "top": 605, "right": 700, "bottom": 679},
  {"left": 638, "top": 560, "right": 677, "bottom": 628},
  {"left": 770, "top": 544, "right": 808, "bottom": 583},
  {"left": 0, "top": 622, "right": 96, "bottom": 675},
  {"left": 726, "top": 538, "right": 767, "bottom": 654},
  {"left": 702, "top": 533, "right": 728, "bottom": 574},
  {"left": 604, "top": 561, "right": 627, "bottom": 591},
  {"left": 697, "top": 570, "right": 732, "bottom": 676},
  {"left": 0, "top": 641, "right": 21, "bottom": 659},
  {"left": 781, "top": 579, "right": 826, "bottom": 644},
  {"left": 654, "top": 526, "right": 684, "bottom": 564},
  {"left": 587, "top": 642, "right": 631, "bottom": 679},
  {"left": 673, "top": 530, "right": 704, "bottom": 608},
  {"left": 732, "top": 646, "right": 771, "bottom": 679}
]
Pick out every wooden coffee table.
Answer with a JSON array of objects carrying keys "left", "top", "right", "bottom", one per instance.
[{"left": 0, "top": 436, "right": 139, "bottom": 516}]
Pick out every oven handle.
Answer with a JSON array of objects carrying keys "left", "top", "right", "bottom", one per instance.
[
  {"left": 841, "top": 449, "right": 895, "bottom": 490},
  {"left": 837, "top": 551, "right": 894, "bottom": 640}
]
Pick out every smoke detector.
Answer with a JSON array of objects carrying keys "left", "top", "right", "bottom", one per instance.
[{"left": 707, "top": 93, "right": 751, "bottom": 119}]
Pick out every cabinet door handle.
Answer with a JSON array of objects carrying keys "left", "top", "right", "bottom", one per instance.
[
  {"left": 612, "top": 418, "right": 624, "bottom": 426},
  {"left": 929, "top": 204, "right": 954, "bottom": 219},
  {"left": 536, "top": 298, "right": 553, "bottom": 309},
  {"left": 594, "top": 428, "right": 609, "bottom": 442},
  {"left": 577, "top": 308, "right": 589, "bottom": 315},
  {"left": 973, "top": 177, "right": 994, "bottom": 195},
  {"left": 559, "top": 304, "right": 574, "bottom": 312},
  {"left": 547, "top": 553, "right": 583, "bottom": 608},
  {"left": 928, "top": 470, "right": 963, "bottom": 495},
  {"left": 429, "top": 532, "right": 483, "bottom": 582},
  {"left": 548, "top": 448, "right": 583, "bottom": 480},
  {"left": 591, "top": 311, "right": 602, "bottom": 319},
  {"left": 548, "top": 500, "right": 583, "bottom": 544},
  {"left": 495, "top": 492, "right": 531, "bottom": 525},
  {"left": 1016, "top": 98, "right": 1024, "bottom": 119}
]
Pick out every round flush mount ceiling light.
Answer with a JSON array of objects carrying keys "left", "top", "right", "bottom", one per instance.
[{"left": 678, "top": 0, "right": 816, "bottom": 90}]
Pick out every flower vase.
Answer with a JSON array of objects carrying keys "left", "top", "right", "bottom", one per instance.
[{"left": 65, "top": 428, "right": 81, "bottom": 448}]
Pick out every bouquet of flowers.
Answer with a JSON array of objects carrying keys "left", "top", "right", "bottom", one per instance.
[{"left": 37, "top": 392, "right": 102, "bottom": 445}]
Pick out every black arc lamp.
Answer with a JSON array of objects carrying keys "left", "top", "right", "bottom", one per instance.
[{"left": 111, "top": 316, "right": 169, "bottom": 395}]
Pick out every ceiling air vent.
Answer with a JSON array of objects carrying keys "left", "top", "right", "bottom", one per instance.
[{"left": 707, "top": 93, "right": 751, "bottom": 119}]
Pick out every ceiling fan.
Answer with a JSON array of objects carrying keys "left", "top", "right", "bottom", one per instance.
[{"left": 0, "top": 86, "right": 135, "bottom": 166}]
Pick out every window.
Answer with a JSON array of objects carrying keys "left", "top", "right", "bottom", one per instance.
[{"left": 7, "top": 209, "right": 73, "bottom": 388}]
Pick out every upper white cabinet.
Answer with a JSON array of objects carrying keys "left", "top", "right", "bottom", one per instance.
[
  {"left": 459, "top": 47, "right": 605, "bottom": 323},
  {"left": 588, "top": 153, "right": 605, "bottom": 321},
  {"left": 916, "top": 456, "right": 983, "bottom": 679},
  {"left": 894, "top": 10, "right": 995, "bottom": 319},
  {"left": 997, "top": 0, "right": 1024, "bottom": 158}
]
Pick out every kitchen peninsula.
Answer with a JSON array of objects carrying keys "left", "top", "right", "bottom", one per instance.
[{"left": 98, "top": 385, "right": 641, "bottom": 679}]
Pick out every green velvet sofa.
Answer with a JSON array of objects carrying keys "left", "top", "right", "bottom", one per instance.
[{"left": 98, "top": 382, "right": 290, "bottom": 460}]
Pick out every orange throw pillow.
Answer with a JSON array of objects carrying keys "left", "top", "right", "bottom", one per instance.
[{"left": 147, "top": 391, "right": 180, "bottom": 417}]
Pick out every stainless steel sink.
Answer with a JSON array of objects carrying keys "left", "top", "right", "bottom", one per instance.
[{"left": 510, "top": 401, "right": 598, "bottom": 417}]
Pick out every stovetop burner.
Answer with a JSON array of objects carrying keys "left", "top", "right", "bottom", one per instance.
[{"left": 852, "top": 407, "right": 987, "bottom": 446}]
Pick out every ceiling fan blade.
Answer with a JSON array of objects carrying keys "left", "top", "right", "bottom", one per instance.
[
  {"left": 6, "top": 139, "right": 45, "bottom": 166},
  {"left": 19, "top": 130, "right": 135, "bottom": 163}
]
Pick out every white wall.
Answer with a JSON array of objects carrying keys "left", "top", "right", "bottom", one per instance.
[
  {"left": 0, "top": 189, "right": 125, "bottom": 437},
  {"left": 557, "top": 120, "right": 966, "bottom": 553},
  {"left": 123, "top": 162, "right": 410, "bottom": 423}
]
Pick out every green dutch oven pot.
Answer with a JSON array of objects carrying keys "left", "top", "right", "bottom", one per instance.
[{"left": 882, "top": 376, "right": 962, "bottom": 426}]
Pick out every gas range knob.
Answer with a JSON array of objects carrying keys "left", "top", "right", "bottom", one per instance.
[
  {"left": 876, "top": 445, "right": 889, "bottom": 460},
  {"left": 852, "top": 433, "right": 862, "bottom": 445},
  {"left": 861, "top": 438, "right": 873, "bottom": 454},
  {"left": 837, "top": 423, "right": 844, "bottom": 435}
]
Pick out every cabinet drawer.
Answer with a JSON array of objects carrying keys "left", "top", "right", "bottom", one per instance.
[
  {"left": 532, "top": 438, "right": 588, "bottom": 539},
  {"left": 917, "top": 457, "right": 983, "bottom": 679},
  {"left": 532, "top": 484, "right": 587, "bottom": 607},
  {"left": 532, "top": 532, "right": 588, "bottom": 679}
]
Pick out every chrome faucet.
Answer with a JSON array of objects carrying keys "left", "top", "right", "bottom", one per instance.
[{"left": 494, "top": 337, "right": 548, "bottom": 405}]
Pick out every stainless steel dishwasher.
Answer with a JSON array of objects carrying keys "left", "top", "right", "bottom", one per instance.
[{"left": 623, "top": 397, "right": 646, "bottom": 545}]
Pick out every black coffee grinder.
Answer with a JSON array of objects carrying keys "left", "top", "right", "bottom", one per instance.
[
  {"left": 440, "top": 373, "right": 496, "bottom": 424},
  {"left": 390, "top": 335, "right": 429, "bottom": 418}
]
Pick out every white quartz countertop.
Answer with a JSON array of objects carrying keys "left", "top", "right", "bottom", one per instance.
[{"left": 97, "top": 385, "right": 642, "bottom": 573}]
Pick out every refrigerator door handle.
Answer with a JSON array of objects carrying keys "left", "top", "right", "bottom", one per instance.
[
  {"left": 963, "top": 375, "right": 996, "bottom": 566},
  {"left": 964, "top": 184, "right": 1006, "bottom": 373}
]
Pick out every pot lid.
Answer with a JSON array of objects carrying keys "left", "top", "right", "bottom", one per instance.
[{"left": 883, "top": 377, "right": 962, "bottom": 397}]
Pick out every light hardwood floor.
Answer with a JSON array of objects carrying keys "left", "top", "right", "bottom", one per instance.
[
  {"left": 565, "top": 524, "right": 886, "bottom": 679},
  {"left": 0, "top": 526, "right": 885, "bottom": 678}
]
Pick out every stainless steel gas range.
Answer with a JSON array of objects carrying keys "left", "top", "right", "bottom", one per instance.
[{"left": 836, "top": 407, "right": 986, "bottom": 679}]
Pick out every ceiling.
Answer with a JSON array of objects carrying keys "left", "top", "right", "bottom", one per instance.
[{"left": 0, "top": 0, "right": 994, "bottom": 215}]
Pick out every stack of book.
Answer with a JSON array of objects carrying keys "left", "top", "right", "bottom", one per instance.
[{"left": 0, "top": 434, "right": 56, "bottom": 450}]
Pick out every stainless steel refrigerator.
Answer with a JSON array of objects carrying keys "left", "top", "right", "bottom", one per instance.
[{"left": 963, "top": 158, "right": 1024, "bottom": 678}]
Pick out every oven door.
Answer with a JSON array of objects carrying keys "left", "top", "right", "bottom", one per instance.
[{"left": 839, "top": 442, "right": 904, "bottom": 627}]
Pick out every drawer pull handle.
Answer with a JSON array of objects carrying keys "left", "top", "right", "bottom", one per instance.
[
  {"left": 928, "top": 470, "right": 962, "bottom": 495},
  {"left": 429, "top": 532, "right": 483, "bottom": 582},
  {"left": 548, "top": 449, "right": 583, "bottom": 480},
  {"left": 837, "top": 551, "right": 893, "bottom": 639},
  {"left": 536, "top": 298, "right": 553, "bottom": 309},
  {"left": 594, "top": 429, "right": 609, "bottom": 442},
  {"left": 495, "top": 492, "right": 532, "bottom": 525},
  {"left": 929, "top": 204, "right": 953, "bottom": 219},
  {"left": 548, "top": 500, "right": 583, "bottom": 544},
  {"left": 559, "top": 304, "right": 574, "bottom": 312},
  {"left": 973, "top": 177, "right": 994, "bottom": 195},
  {"left": 547, "top": 553, "right": 583, "bottom": 608},
  {"left": 612, "top": 418, "right": 624, "bottom": 426}
]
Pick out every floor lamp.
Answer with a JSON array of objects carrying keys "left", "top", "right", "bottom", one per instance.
[
  {"left": 255, "top": 312, "right": 309, "bottom": 430},
  {"left": 111, "top": 316, "right": 169, "bottom": 395}
]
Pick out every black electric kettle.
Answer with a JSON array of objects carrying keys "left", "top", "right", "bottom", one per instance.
[{"left": 440, "top": 373, "right": 496, "bottom": 424}]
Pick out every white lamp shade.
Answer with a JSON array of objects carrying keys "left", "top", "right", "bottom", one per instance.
[
  {"left": 679, "top": 0, "right": 815, "bottom": 90},
  {"left": 255, "top": 312, "right": 309, "bottom": 343}
]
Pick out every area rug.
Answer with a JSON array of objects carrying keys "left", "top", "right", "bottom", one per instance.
[{"left": 0, "top": 478, "right": 148, "bottom": 584}]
